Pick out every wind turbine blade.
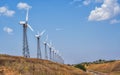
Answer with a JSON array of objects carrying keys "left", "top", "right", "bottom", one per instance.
[
  {"left": 47, "top": 43, "right": 50, "bottom": 47},
  {"left": 45, "top": 35, "right": 48, "bottom": 41},
  {"left": 27, "top": 24, "right": 34, "bottom": 31},
  {"left": 26, "top": 8, "right": 29, "bottom": 22},
  {"left": 50, "top": 41, "right": 53, "bottom": 48},
  {"left": 40, "top": 30, "right": 45, "bottom": 36}
]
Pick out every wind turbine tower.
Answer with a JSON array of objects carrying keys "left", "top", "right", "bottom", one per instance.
[
  {"left": 35, "top": 30, "right": 45, "bottom": 59},
  {"left": 48, "top": 42, "right": 52, "bottom": 60},
  {"left": 52, "top": 48, "right": 56, "bottom": 62},
  {"left": 43, "top": 35, "right": 48, "bottom": 59},
  {"left": 19, "top": 8, "right": 34, "bottom": 58}
]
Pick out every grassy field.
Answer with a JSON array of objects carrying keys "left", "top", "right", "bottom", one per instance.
[
  {"left": 87, "top": 60, "right": 120, "bottom": 75},
  {"left": 0, "top": 54, "right": 90, "bottom": 75}
]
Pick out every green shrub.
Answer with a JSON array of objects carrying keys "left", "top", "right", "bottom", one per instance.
[{"left": 74, "top": 64, "right": 86, "bottom": 71}]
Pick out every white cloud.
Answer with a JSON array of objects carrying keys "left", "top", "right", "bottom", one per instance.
[
  {"left": 56, "top": 28, "right": 63, "bottom": 31},
  {"left": 70, "top": 0, "right": 91, "bottom": 5},
  {"left": 110, "top": 19, "right": 120, "bottom": 24},
  {"left": 70, "top": 0, "right": 81, "bottom": 4},
  {"left": 88, "top": 0, "right": 120, "bottom": 21},
  {"left": 0, "top": 6, "right": 15, "bottom": 17},
  {"left": 17, "top": 2, "right": 31, "bottom": 10},
  {"left": 83, "top": 0, "right": 91, "bottom": 5},
  {"left": 3, "top": 27, "right": 13, "bottom": 34}
]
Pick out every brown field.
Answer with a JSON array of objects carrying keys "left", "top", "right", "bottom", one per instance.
[
  {"left": 87, "top": 60, "right": 120, "bottom": 75},
  {"left": 0, "top": 54, "right": 90, "bottom": 75}
]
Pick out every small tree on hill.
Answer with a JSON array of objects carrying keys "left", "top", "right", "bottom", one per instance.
[{"left": 74, "top": 64, "right": 86, "bottom": 71}]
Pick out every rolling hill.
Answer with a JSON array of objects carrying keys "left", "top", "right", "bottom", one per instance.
[
  {"left": 0, "top": 54, "right": 90, "bottom": 75},
  {"left": 87, "top": 60, "right": 120, "bottom": 75}
]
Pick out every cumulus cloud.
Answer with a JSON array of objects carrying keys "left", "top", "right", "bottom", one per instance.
[
  {"left": 83, "top": 0, "right": 91, "bottom": 5},
  {"left": 110, "top": 19, "right": 120, "bottom": 24},
  {"left": 0, "top": 6, "right": 15, "bottom": 17},
  {"left": 17, "top": 2, "right": 31, "bottom": 10},
  {"left": 3, "top": 27, "right": 13, "bottom": 34},
  {"left": 88, "top": 0, "right": 120, "bottom": 21}
]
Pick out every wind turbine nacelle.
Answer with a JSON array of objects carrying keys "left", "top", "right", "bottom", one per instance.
[
  {"left": 35, "top": 35, "right": 40, "bottom": 38},
  {"left": 19, "top": 21, "right": 26, "bottom": 25},
  {"left": 43, "top": 42, "right": 46, "bottom": 44}
]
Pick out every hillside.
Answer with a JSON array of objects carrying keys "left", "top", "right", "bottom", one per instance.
[
  {"left": 0, "top": 54, "right": 90, "bottom": 75},
  {"left": 87, "top": 60, "right": 120, "bottom": 75}
]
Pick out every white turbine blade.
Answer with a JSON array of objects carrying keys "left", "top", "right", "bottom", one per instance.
[
  {"left": 47, "top": 43, "right": 49, "bottom": 47},
  {"left": 46, "top": 43, "right": 49, "bottom": 47},
  {"left": 27, "top": 24, "right": 34, "bottom": 31},
  {"left": 50, "top": 41, "right": 52, "bottom": 47},
  {"left": 45, "top": 35, "right": 48, "bottom": 41},
  {"left": 47, "top": 43, "right": 50, "bottom": 47},
  {"left": 47, "top": 40, "right": 52, "bottom": 48},
  {"left": 26, "top": 8, "right": 29, "bottom": 22},
  {"left": 40, "top": 30, "right": 45, "bottom": 36}
]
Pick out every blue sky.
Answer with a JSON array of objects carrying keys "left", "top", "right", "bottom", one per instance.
[{"left": 0, "top": 0, "right": 120, "bottom": 64}]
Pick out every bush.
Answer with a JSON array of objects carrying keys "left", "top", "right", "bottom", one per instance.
[{"left": 74, "top": 64, "right": 86, "bottom": 71}]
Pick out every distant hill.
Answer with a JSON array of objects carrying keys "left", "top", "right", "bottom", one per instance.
[
  {"left": 87, "top": 60, "right": 120, "bottom": 75},
  {"left": 0, "top": 54, "right": 90, "bottom": 75}
]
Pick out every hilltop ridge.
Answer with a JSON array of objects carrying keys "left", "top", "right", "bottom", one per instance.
[
  {"left": 0, "top": 54, "right": 90, "bottom": 75},
  {"left": 87, "top": 60, "right": 120, "bottom": 75}
]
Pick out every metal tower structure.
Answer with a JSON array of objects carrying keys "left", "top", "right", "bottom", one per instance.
[
  {"left": 48, "top": 42, "right": 52, "bottom": 60},
  {"left": 49, "top": 47, "right": 52, "bottom": 60},
  {"left": 44, "top": 42, "right": 48, "bottom": 59},
  {"left": 35, "top": 30, "right": 45, "bottom": 59},
  {"left": 19, "top": 8, "right": 34, "bottom": 58},
  {"left": 23, "top": 24, "right": 30, "bottom": 58},
  {"left": 52, "top": 50, "right": 55, "bottom": 61},
  {"left": 43, "top": 35, "right": 48, "bottom": 59},
  {"left": 36, "top": 36, "right": 41, "bottom": 58},
  {"left": 52, "top": 48, "right": 56, "bottom": 62}
]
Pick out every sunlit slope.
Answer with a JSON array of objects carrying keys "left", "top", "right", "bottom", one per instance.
[
  {"left": 0, "top": 54, "right": 90, "bottom": 75},
  {"left": 87, "top": 60, "right": 120, "bottom": 75}
]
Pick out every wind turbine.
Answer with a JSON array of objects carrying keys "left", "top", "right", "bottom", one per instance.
[
  {"left": 52, "top": 49, "right": 56, "bottom": 62},
  {"left": 43, "top": 35, "right": 48, "bottom": 60},
  {"left": 51, "top": 47, "right": 56, "bottom": 62},
  {"left": 58, "top": 52, "right": 64, "bottom": 64},
  {"left": 51, "top": 49, "right": 54, "bottom": 61},
  {"left": 47, "top": 41, "right": 52, "bottom": 60},
  {"left": 56, "top": 50, "right": 62, "bottom": 63},
  {"left": 59, "top": 54, "right": 64, "bottom": 64},
  {"left": 56, "top": 50, "right": 59, "bottom": 63},
  {"left": 19, "top": 8, "right": 34, "bottom": 58},
  {"left": 35, "top": 30, "right": 45, "bottom": 59}
]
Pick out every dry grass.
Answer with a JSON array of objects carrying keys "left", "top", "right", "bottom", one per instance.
[
  {"left": 87, "top": 60, "right": 120, "bottom": 75},
  {"left": 0, "top": 54, "right": 90, "bottom": 75}
]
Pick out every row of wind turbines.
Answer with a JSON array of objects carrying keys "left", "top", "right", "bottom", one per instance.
[{"left": 19, "top": 8, "right": 64, "bottom": 64}]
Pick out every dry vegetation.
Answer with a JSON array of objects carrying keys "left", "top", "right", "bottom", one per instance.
[
  {"left": 0, "top": 54, "right": 90, "bottom": 75},
  {"left": 87, "top": 60, "right": 120, "bottom": 75}
]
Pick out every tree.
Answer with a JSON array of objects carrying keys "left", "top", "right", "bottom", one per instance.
[{"left": 74, "top": 64, "right": 86, "bottom": 71}]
